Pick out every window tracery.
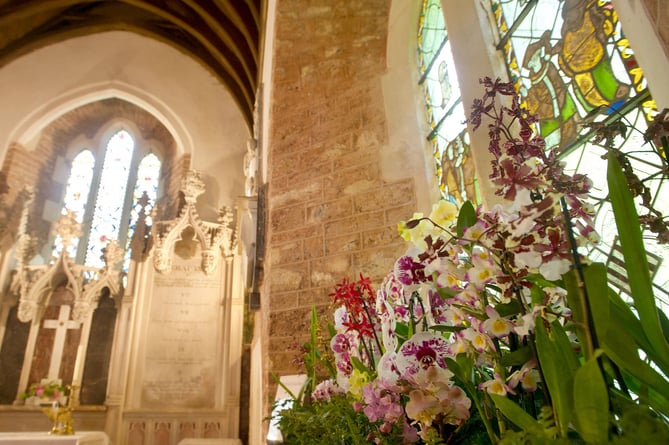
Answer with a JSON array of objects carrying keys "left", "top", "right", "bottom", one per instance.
[
  {"left": 418, "top": 0, "right": 479, "bottom": 204},
  {"left": 489, "top": 0, "right": 668, "bottom": 308},
  {"left": 57, "top": 127, "right": 161, "bottom": 272}
]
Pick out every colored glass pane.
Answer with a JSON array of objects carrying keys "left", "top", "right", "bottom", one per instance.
[
  {"left": 490, "top": 0, "right": 654, "bottom": 151},
  {"left": 62, "top": 150, "right": 95, "bottom": 221},
  {"left": 124, "top": 153, "right": 161, "bottom": 271},
  {"left": 55, "top": 150, "right": 95, "bottom": 257},
  {"left": 418, "top": 0, "right": 478, "bottom": 203},
  {"left": 131, "top": 153, "right": 160, "bottom": 226},
  {"left": 489, "top": 0, "right": 668, "bottom": 309},
  {"left": 85, "top": 130, "right": 133, "bottom": 268}
]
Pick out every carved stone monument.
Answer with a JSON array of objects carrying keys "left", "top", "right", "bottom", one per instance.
[
  {"left": 142, "top": 240, "right": 221, "bottom": 409},
  {"left": 122, "top": 170, "right": 243, "bottom": 445}
]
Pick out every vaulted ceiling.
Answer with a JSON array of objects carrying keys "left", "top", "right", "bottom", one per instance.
[{"left": 0, "top": 0, "right": 265, "bottom": 128}]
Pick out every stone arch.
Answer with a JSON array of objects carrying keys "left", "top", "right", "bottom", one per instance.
[{"left": 8, "top": 81, "right": 194, "bottom": 159}]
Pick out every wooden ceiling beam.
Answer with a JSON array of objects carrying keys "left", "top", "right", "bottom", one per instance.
[
  {"left": 0, "top": 0, "right": 263, "bottom": 128},
  {"left": 0, "top": 9, "right": 255, "bottom": 127},
  {"left": 118, "top": 0, "right": 256, "bottom": 106},
  {"left": 0, "top": 0, "right": 99, "bottom": 26},
  {"left": 183, "top": 0, "right": 258, "bottom": 65}
]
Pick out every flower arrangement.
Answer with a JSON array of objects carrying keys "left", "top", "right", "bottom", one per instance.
[
  {"left": 21, "top": 379, "right": 67, "bottom": 406},
  {"left": 274, "top": 78, "right": 669, "bottom": 444}
]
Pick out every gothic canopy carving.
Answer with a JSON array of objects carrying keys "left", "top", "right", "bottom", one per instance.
[
  {"left": 12, "top": 210, "right": 124, "bottom": 323},
  {"left": 152, "top": 170, "right": 237, "bottom": 276}
]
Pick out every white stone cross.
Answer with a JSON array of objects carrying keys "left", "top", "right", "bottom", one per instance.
[{"left": 42, "top": 305, "right": 81, "bottom": 380}]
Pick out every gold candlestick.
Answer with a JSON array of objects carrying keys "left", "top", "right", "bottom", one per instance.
[{"left": 42, "top": 384, "right": 77, "bottom": 435}]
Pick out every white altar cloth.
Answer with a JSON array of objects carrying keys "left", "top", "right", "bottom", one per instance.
[{"left": 0, "top": 431, "right": 110, "bottom": 445}]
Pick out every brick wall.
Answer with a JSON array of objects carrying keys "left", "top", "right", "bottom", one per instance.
[
  {"left": 0, "top": 99, "right": 179, "bottom": 246},
  {"left": 264, "top": 0, "right": 417, "bottom": 381},
  {"left": 1, "top": 142, "right": 49, "bottom": 241}
]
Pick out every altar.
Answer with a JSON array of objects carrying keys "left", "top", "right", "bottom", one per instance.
[{"left": 0, "top": 431, "right": 110, "bottom": 444}]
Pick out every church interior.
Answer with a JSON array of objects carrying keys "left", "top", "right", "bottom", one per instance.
[{"left": 0, "top": 1, "right": 667, "bottom": 444}]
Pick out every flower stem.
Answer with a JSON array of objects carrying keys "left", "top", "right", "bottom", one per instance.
[
  {"left": 472, "top": 391, "right": 499, "bottom": 444},
  {"left": 360, "top": 299, "right": 383, "bottom": 357}
]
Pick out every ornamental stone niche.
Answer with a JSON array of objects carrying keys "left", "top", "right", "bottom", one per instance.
[
  {"left": 152, "top": 170, "right": 237, "bottom": 276},
  {"left": 120, "top": 170, "right": 245, "bottom": 444}
]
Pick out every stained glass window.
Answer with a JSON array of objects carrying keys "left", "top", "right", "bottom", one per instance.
[
  {"left": 490, "top": 0, "right": 653, "bottom": 150},
  {"left": 57, "top": 128, "right": 161, "bottom": 272},
  {"left": 123, "top": 153, "right": 161, "bottom": 270},
  {"left": 131, "top": 153, "right": 160, "bottom": 228},
  {"left": 85, "top": 130, "right": 133, "bottom": 268},
  {"left": 489, "top": 0, "right": 668, "bottom": 310},
  {"left": 418, "top": 0, "right": 478, "bottom": 204},
  {"left": 57, "top": 150, "right": 95, "bottom": 257}
]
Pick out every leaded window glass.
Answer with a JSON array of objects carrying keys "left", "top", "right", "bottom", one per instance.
[
  {"left": 57, "top": 128, "right": 161, "bottom": 272},
  {"left": 490, "top": 0, "right": 653, "bottom": 149},
  {"left": 57, "top": 150, "right": 95, "bottom": 257},
  {"left": 85, "top": 130, "right": 133, "bottom": 268},
  {"left": 418, "top": 0, "right": 478, "bottom": 204},
  {"left": 489, "top": 0, "right": 668, "bottom": 310},
  {"left": 123, "top": 153, "right": 161, "bottom": 270},
  {"left": 131, "top": 153, "right": 160, "bottom": 229}
]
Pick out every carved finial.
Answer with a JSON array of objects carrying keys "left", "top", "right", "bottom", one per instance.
[
  {"left": 53, "top": 210, "right": 83, "bottom": 255},
  {"left": 243, "top": 138, "right": 258, "bottom": 196},
  {"left": 12, "top": 187, "right": 35, "bottom": 265},
  {"left": 181, "top": 170, "right": 205, "bottom": 205},
  {"left": 130, "top": 191, "right": 153, "bottom": 262},
  {"left": 218, "top": 206, "right": 234, "bottom": 227},
  {"left": 137, "top": 191, "right": 151, "bottom": 209},
  {"left": 102, "top": 240, "right": 123, "bottom": 271}
]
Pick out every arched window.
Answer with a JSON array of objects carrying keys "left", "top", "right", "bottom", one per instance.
[
  {"left": 418, "top": 0, "right": 479, "bottom": 204},
  {"left": 58, "top": 150, "right": 95, "bottom": 258},
  {"left": 58, "top": 127, "right": 161, "bottom": 271},
  {"left": 488, "top": 0, "right": 668, "bottom": 307}
]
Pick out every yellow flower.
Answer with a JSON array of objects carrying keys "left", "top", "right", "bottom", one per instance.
[
  {"left": 347, "top": 369, "right": 369, "bottom": 400},
  {"left": 429, "top": 200, "right": 459, "bottom": 227},
  {"left": 398, "top": 212, "right": 431, "bottom": 248}
]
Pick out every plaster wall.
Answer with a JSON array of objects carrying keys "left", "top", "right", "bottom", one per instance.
[{"left": 0, "top": 31, "right": 249, "bottom": 212}]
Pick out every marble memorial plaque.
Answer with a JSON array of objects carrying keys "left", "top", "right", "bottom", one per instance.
[{"left": 141, "top": 245, "right": 222, "bottom": 408}]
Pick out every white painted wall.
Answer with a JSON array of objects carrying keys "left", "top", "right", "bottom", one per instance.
[{"left": 383, "top": 0, "right": 437, "bottom": 214}]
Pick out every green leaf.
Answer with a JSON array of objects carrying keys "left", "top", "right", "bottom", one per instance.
[
  {"left": 457, "top": 200, "right": 477, "bottom": 237},
  {"left": 573, "top": 355, "right": 609, "bottom": 444},
  {"left": 499, "top": 346, "right": 533, "bottom": 367},
  {"left": 602, "top": 326, "right": 669, "bottom": 414},
  {"left": 445, "top": 355, "right": 474, "bottom": 387},
  {"left": 309, "top": 307, "right": 318, "bottom": 381},
  {"left": 496, "top": 300, "right": 522, "bottom": 318},
  {"left": 271, "top": 371, "right": 298, "bottom": 402},
  {"left": 564, "top": 268, "right": 593, "bottom": 359},
  {"left": 607, "top": 290, "right": 669, "bottom": 373},
  {"left": 582, "top": 264, "right": 610, "bottom": 342},
  {"left": 607, "top": 152, "right": 669, "bottom": 365},
  {"left": 535, "top": 320, "right": 578, "bottom": 436},
  {"left": 607, "top": 291, "right": 653, "bottom": 352},
  {"left": 490, "top": 394, "right": 544, "bottom": 435},
  {"left": 349, "top": 355, "right": 369, "bottom": 374},
  {"left": 614, "top": 367, "right": 669, "bottom": 415},
  {"left": 660, "top": 310, "right": 669, "bottom": 345},
  {"left": 395, "top": 322, "right": 409, "bottom": 340},
  {"left": 429, "top": 324, "right": 466, "bottom": 334},
  {"left": 437, "top": 286, "right": 458, "bottom": 300},
  {"left": 551, "top": 319, "right": 580, "bottom": 371}
]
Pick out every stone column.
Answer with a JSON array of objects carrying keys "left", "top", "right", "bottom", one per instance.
[{"left": 611, "top": 0, "right": 669, "bottom": 108}]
